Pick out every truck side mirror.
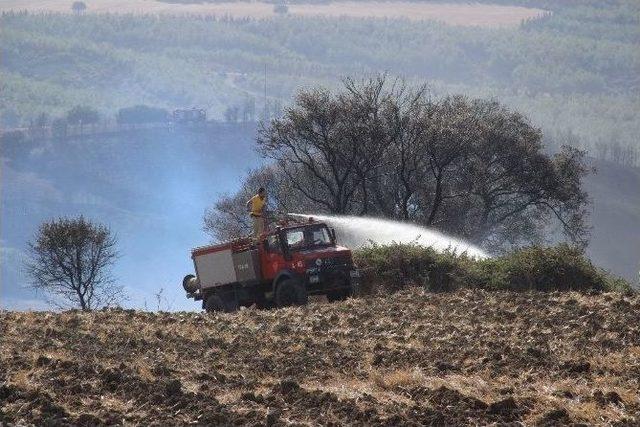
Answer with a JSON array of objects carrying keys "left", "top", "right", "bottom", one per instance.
[{"left": 330, "top": 228, "right": 336, "bottom": 243}]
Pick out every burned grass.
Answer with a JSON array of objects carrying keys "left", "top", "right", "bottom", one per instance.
[{"left": 1, "top": 288, "right": 639, "bottom": 425}]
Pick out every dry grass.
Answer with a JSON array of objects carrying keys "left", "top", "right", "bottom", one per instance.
[
  {"left": 371, "top": 367, "right": 427, "bottom": 390},
  {"left": 0, "top": 0, "right": 546, "bottom": 27},
  {"left": 1, "top": 288, "right": 639, "bottom": 425}
]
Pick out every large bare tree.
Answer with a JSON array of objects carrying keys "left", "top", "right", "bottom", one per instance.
[
  {"left": 25, "top": 216, "right": 123, "bottom": 310},
  {"left": 207, "top": 76, "right": 590, "bottom": 251},
  {"left": 257, "top": 76, "right": 393, "bottom": 214}
]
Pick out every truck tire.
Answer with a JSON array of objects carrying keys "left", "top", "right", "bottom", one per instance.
[
  {"left": 254, "top": 291, "right": 272, "bottom": 310},
  {"left": 326, "top": 288, "right": 348, "bottom": 302},
  {"left": 204, "top": 294, "right": 227, "bottom": 313},
  {"left": 327, "top": 281, "right": 359, "bottom": 302},
  {"left": 275, "top": 279, "right": 308, "bottom": 308}
]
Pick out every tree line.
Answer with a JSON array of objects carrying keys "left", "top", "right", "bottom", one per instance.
[{"left": 0, "top": 101, "right": 271, "bottom": 145}]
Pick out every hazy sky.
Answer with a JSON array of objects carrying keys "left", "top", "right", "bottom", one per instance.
[{"left": 1, "top": 129, "right": 262, "bottom": 311}]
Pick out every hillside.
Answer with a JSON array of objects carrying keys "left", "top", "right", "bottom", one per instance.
[
  {"left": 1, "top": 1, "right": 639, "bottom": 156},
  {"left": 1, "top": 289, "right": 639, "bottom": 425}
]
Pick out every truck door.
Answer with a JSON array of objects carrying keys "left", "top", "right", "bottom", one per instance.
[{"left": 261, "top": 234, "right": 283, "bottom": 280}]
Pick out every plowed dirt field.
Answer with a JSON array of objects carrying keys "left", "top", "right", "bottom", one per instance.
[{"left": 1, "top": 288, "right": 639, "bottom": 425}]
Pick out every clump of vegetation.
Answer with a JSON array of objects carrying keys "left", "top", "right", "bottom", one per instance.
[
  {"left": 475, "top": 245, "right": 632, "bottom": 293},
  {"left": 354, "top": 243, "right": 633, "bottom": 295},
  {"left": 273, "top": 3, "right": 289, "bottom": 15},
  {"left": 354, "top": 243, "right": 471, "bottom": 294}
]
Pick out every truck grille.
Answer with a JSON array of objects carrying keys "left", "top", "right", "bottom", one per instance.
[{"left": 306, "top": 256, "right": 351, "bottom": 270}]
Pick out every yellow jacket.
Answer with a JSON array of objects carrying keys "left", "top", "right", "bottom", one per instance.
[{"left": 247, "top": 194, "right": 266, "bottom": 217}]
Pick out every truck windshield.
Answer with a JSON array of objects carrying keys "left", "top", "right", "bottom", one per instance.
[{"left": 284, "top": 225, "right": 333, "bottom": 251}]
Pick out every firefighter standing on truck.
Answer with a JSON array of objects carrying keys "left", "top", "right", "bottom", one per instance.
[{"left": 247, "top": 187, "right": 267, "bottom": 238}]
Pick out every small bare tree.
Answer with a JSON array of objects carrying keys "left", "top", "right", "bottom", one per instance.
[
  {"left": 71, "top": 1, "right": 87, "bottom": 15},
  {"left": 25, "top": 216, "right": 123, "bottom": 310}
]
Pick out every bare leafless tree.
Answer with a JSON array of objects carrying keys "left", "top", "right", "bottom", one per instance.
[
  {"left": 257, "top": 76, "right": 393, "bottom": 214},
  {"left": 208, "top": 75, "right": 591, "bottom": 251},
  {"left": 24, "top": 216, "right": 123, "bottom": 310},
  {"left": 71, "top": 1, "right": 87, "bottom": 15}
]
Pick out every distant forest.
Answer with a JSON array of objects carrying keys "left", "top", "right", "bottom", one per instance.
[{"left": 1, "top": 0, "right": 638, "bottom": 164}]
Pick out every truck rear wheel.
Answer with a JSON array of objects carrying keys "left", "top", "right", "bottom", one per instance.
[
  {"left": 204, "top": 294, "right": 227, "bottom": 313},
  {"left": 275, "top": 279, "right": 308, "bottom": 308}
]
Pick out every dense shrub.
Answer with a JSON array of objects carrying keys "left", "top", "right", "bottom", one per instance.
[
  {"left": 474, "top": 244, "right": 631, "bottom": 293},
  {"left": 354, "top": 243, "right": 472, "bottom": 294},
  {"left": 354, "top": 243, "right": 632, "bottom": 295}
]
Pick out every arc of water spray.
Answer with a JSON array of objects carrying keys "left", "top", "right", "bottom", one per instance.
[{"left": 289, "top": 213, "right": 489, "bottom": 259}]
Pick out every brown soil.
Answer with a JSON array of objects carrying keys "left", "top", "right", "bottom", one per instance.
[
  {"left": 0, "top": 1, "right": 545, "bottom": 27},
  {"left": 1, "top": 288, "right": 639, "bottom": 425}
]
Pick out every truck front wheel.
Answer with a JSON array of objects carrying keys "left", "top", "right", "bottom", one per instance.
[
  {"left": 275, "top": 279, "right": 308, "bottom": 308},
  {"left": 327, "top": 288, "right": 349, "bottom": 302},
  {"left": 327, "top": 281, "right": 358, "bottom": 302}
]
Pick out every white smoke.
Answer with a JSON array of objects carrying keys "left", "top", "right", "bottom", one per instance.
[{"left": 290, "top": 213, "right": 489, "bottom": 259}]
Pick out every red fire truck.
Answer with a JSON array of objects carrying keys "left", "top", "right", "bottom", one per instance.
[{"left": 183, "top": 218, "right": 360, "bottom": 312}]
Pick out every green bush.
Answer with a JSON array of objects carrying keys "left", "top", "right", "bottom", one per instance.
[
  {"left": 354, "top": 243, "right": 633, "bottom": 295},
  {"left": 354, "top": 242, "right": 475, "bottom": 294},
  {"left": 473, "top": 244, "right": 629, "bottom": 293}
]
